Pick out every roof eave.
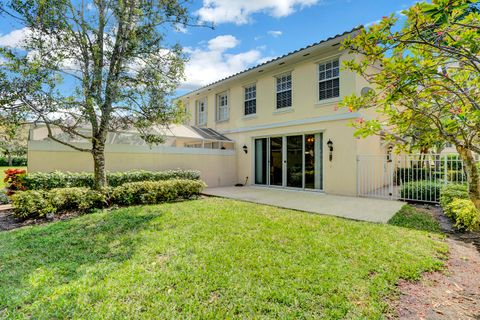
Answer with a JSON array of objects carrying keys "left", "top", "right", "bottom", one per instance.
[{"left": 178, "top": 26, "right": 363, "bottom": 100}]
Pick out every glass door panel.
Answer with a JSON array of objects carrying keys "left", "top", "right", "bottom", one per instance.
[
  {"left": 270, "top": 137, "right": 283, "bottom": 186},
  {"left": 304, "top": 133, "right": 323, "bottom": 190},
  {"left": 254, "top": 138, "right": 267, "bottom": 185},
  {"left": 286, "top": 135, "right": 303, "bottom": 188}
]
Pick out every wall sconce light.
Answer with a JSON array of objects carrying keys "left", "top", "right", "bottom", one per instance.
[
  {"left": 327, "top": 139, "right": 334, "bottom": 161},
  {"left": 387, "top": 145, "right": 393, "bottom": 162},
  {"left": 242, "top": 145, "right": 248, "bottom": 154}
]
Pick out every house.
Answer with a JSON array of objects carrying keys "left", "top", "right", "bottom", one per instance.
[
  {"left": 178, "top": 27, "right": 386, "bottom": 196},
  {"left": 28, "top": 27, "right": 388, "bottom": 196}
]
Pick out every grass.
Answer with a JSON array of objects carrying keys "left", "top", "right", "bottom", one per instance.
[
  {"left": 0, "top": 198, "right": 447, "bottom": 319},
  {"left": 0, "top": 166, "right": 27, "bottom": 189},
  {"left": 388, "top": 205, "right": 442, "bottom": 233}
]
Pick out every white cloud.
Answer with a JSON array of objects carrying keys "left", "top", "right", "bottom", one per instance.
[
  {"left": 182, "top": 35, "right": 268, "bottom": 90},
  {"left": 207, "top": 35, "right": 239, "bottom": 51},
  {"left": 0, "top": 27, "right": 31, "bottom": 49},
  {"left": 197, "top": 0, "right": 320, "bottom": 25},
  {"left": 267, "top": 30, "right": 283, "bottom": 37}
]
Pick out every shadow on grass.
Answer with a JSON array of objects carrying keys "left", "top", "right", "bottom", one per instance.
[
  {"left": 388, "top": 205, "right": 442, "bottom": 233},
  {"left": 0, "top": 207, "right": 160, "bottom": 311}
]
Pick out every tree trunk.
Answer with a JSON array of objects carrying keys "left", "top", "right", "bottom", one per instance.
[
  {"left": 7, "top": 153, "right": 12, "bottom": 166},
  {"left": 456, "top": 145, "right": 480, "bottom": 210},
  {"left": 92, "top": 147, "right": 107, "bottom": 190}
]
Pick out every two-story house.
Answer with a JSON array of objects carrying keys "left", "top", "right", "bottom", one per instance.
[{"left": 179, "top": 27, "right": 385, "bottom": 196}]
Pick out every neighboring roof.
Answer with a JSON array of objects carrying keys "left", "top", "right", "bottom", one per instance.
[
  {"left": 179, "top": 26, "right": 363, "bottom": 99},
  {"left": 189, "top": 126, "right": 232, "bottom": 141},
  {"left": 30, "top": 124, "right": 233, "bottom": 143}
]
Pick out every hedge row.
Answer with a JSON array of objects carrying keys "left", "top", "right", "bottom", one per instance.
[
  {"left": 399, "top": 180, "right": 442, "bottom": 203},
  {"left": 11, "top": 179, "right": 206, "bottom": 219},
  {"left": 395, "top": 168, "right": 466, "bottom": 184},
  {"left": 0, "top": 157, "right": 27, "bottom": 166},
  {"left": 439, "top": 184, "right": 479, "bottom": 231},
  {"left": 21, "top": 169, "right": 201, "bottom": 190}
]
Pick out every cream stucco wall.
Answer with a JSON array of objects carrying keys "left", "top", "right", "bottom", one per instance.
[
  {"left": 28, "top": 142, "right": 237, "bottom": 188},
  {"left": 179, "top": 43, "right": 381, "bottom": 196}
]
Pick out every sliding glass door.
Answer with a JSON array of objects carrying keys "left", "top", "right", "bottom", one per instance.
[
  {"left": 254, "top": 133, "right": 323, "bottom": 190},
  {"left": 286, "top": 135, "right": 303, "bottom": 188},
  {"left": 269, "top": 137, "right": 283, "bottom": 186},
  {"left": 254, "top": 138, "right": 267, "bottom": 185}
]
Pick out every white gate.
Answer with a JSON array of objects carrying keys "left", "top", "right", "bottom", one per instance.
[{"left": 357, "top": 154, "right": 471, "bottom": 203}]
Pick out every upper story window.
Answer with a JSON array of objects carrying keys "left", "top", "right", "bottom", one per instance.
[
  {"left": 318, "top": 59, "right": 340, "bottom": 101},
  {"left": 216, "top": 91, "right": 229, "bottom": 122},
  {"left": 276, "top": 73, "right": 292, "bottom": 109},
  {"left": 244, "top": 84, "right": 256, "bottom": 115},
  {"left": 196, "top": 98, "right": 207, "bottom": 126}
]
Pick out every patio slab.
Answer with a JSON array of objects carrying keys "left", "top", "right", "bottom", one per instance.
[{"left": 202, "top": 186, "right": 404, "bottom": 223}]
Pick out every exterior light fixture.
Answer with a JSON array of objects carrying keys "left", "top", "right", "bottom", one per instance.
[
  {"left": 387, "top": 145, "right": 393, "bottom": 162},
  {"left": 327, "top": 139, "right": 334, "bottom": 161},
  {"left": 243, "top": 145, "right": 248, "bottom": 154}
]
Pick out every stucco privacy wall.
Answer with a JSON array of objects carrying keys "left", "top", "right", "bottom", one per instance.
[{"left": 28, "top": 141, "right": 237, "bottom": 187}]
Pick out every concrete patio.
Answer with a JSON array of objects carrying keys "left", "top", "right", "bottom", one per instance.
[{"left": 202, "top": 186, "right": 404, "bottom": 223}]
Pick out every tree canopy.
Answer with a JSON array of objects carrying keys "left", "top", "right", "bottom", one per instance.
[
  {"left": 0, "top": 0, "right": 192, "bottom": 187},
  {"left": 341, "top": 0, "right": 480, "bottom": 207}
]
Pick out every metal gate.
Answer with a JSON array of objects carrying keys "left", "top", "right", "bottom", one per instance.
[{"left": 357, "top": 154, "right": 471, "bottom": 203}]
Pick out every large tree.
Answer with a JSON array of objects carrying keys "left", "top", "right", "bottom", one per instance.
[
  {"left": 0, "top": 0, "right": 192, "bottom": 188},
  {"left": 341, "top": 0, "right": 480, "bottom": 208}
]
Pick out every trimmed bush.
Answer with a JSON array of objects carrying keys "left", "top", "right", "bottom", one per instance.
[
  {"left": 111, "top": 179, "right": 206, "bottom": 206},
  {"left": 0, "top": 156, "right": 27, "bottom": 166},
  {"left": 10, "top": 188, "right": 106, "bottom": 219},
  {"left": 10, "top": 190, "right": 55, "bottom": 218},
  {"left": 400, "top": 180, "right": 442, "bottom": 202},
  {"left": 441, "top": 154, "right": 463, "bottom": 170},
  {"left": 395, "top": 168, "right": 435, "bottom": 184},
  {"left": 22, "top": 169, "right": 201, "bottom": 190},
  {"left": 445, "top": 199, "right": 480, "bottom": 231},
  {"left": 49, "top": 187, "right": 107, "bottom": 213},
  {"left": 439, "top": 184, "right": 468, "bottom": 217}
]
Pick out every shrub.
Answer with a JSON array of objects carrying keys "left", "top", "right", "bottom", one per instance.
[
  {"left": 0, "top": 189, "right": 9, "bottom": 205},
  {"left": 400, "top": 180, "right": 442, "bottom": 202},
  {"left": 441, "top": 154, "right": 463, "bottom": 170},
  {"left": 22, "top": 169, "right": 201, "bottom": 190},
  {"left": 395, "top": 168, "right": 434, "bottom": 184},
  {"left": 445, "top": 199, "right": 480, "bottom": 231},
  {"left": 110, "top": 179, "right": 206, "bottom": 206},
  {"left": 10, "top": 187, "right": 107, "bottom": 219},
  {"left": 439, "top": 184, "right": 469, "bottom": 217},
  {"left": 48, "top": 187, "right": 107, "bottom": 213},
  {"left": 3, "top": 168, "right": 27, "bottom": 195},
  {"left": 10, "top": 190, "right": 55, "bottom": 218},
  {"left": 445, "top": 170, "right": 466, "bottom": 183},
  {"left": 0, "top": 156, "right": 27, "bottom": 166}
]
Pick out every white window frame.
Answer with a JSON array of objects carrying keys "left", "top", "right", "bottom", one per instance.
[
  {"left": 275, "top": 73, "right": 292, "bottom": 109},
  {"left": 318, "top": 59, "right": 340, "bottom": 102},
  {"left": 196, "top": 98, "right": 207, "bottom": 126},
  {"left": 244, "top": 84, "right": 256, "bottom": 116},
  {"left": 216, "top": 91, "right": 229, "bottom": 122}
]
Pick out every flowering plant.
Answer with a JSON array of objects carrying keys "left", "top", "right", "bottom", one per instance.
[{"left": 4, "top": 168, "right": 27, "bottom": 196}]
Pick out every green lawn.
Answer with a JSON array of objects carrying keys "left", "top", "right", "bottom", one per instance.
[
  {"left": 0, "top": 166, "right": 27, "bottom": 189},
  {"left": 0, "top": 198, "right": 447, "bottom": 319}
]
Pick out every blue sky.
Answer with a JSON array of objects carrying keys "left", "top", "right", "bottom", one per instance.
[{"left": 0, "top": 0, "right": 418, "bottom": 95}]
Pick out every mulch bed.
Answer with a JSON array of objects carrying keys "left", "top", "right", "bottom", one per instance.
[
  {"left": 390, "top": 204, "right": 480, "bottom": 319},
  {"left": 0, "top": 205, "right": 80, "bottom": 231}
]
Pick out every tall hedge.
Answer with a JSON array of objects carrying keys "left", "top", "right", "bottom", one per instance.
[{"left": 21, "top": 170, "right": 201, "bottom": 190}]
